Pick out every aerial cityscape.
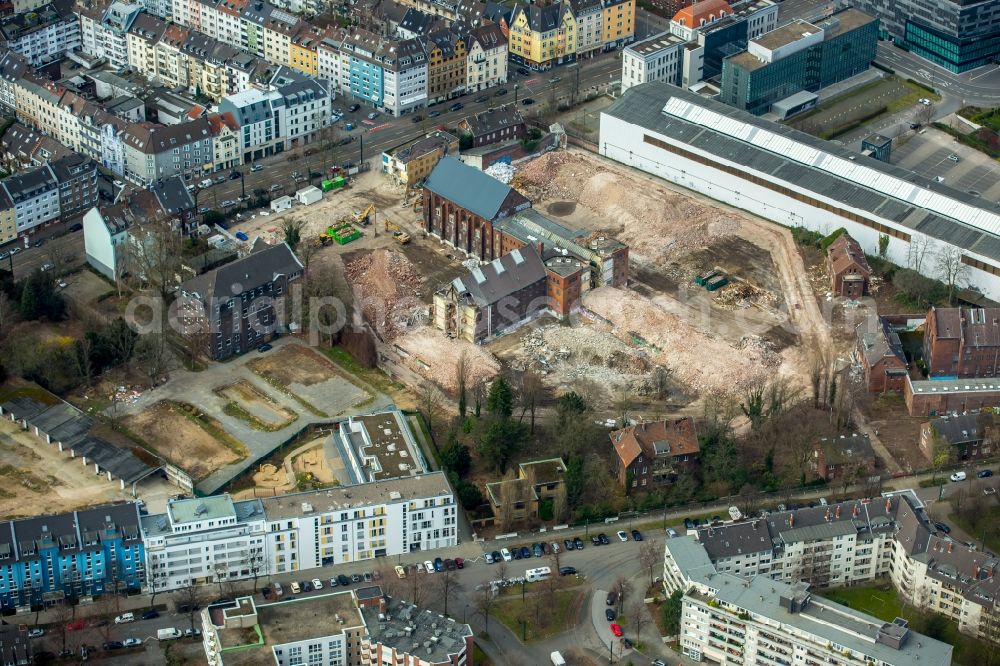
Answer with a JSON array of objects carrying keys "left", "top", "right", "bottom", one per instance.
[{"left": 0, "top": 0, "right": 994, "bottom": 662}]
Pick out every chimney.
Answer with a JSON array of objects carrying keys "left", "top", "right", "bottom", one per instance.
[
  {"left": 852, "top": 504, "right": 859, "bottom": 518},
  {"left": 835, "top": 505, "right": 841, "bottom": 519},
  {"left": 824, "top": 509, "right": 830, "bottom": 522},
  {"left": 948, "top": 543, "right": 953, "bottom": 553},
  {"left": 537, "top": 240, "right": 543, "bottom": 255},
  {"left": 789, "top": 514, "right": 794, "bottom": 527},
  {"left": 885, "top": 498, "right": 892, "bottom": 512}
]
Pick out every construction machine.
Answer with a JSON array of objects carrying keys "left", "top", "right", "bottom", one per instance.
[
  {"left": 354, "top": 203, "right": 376, "bottom": 227},
  {"left": 385, "top": 219, "right": 411, "bottom": 245}
]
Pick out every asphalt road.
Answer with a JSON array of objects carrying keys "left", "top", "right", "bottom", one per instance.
[{"left": 200, "top": 56, "right": 622, "bottom": 210}]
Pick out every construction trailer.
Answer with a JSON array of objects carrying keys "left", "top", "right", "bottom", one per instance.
[{"left": 296, "top": 186, "right": 322, "bottom": 206}]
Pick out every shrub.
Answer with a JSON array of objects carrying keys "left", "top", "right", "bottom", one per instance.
[{"left": 820, "top": 228, "right": 847, "bottom": 251}]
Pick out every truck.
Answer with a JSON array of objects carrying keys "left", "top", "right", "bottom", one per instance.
[
  {"left": 550, "top": 651, "right": 566, "bottom": 666},
  {"left": 157, "top": 628, "right": 183, "bottom": 641}
]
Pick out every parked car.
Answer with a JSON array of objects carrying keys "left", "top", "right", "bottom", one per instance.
[
  {"left": 367, "top": 112, "right": 379, "bottom": 120},
  {"left": 574, "top": 537, "right": 584, "bottom": 549},
  {"left": 512, "top": 547, "right": 522, "bottom": 560},
  {"left": 141, "top": 610, "right": 159, "bottom": 620},
  {"left": 986, "top": 487, "right": 997, "bottom": 496},
  {"left": 617, "top": 530, "right": 628, "bottom": 542},
  {"left": 289, "top": 581, "right": 301, "bottom": 593},
  {"left": 521, "top": 98, "right": 535, "bottom": 106},
  {"left": 257, "top": 343, "right": 272, "bottom": 352},
  {"left": 229, "top": 171, "right": 241, "bottom": 180},
  {"left": 598, "top": 533, "right": 610, "bottom": 545},
  {"left": 455, "top": 557, "right": 464, "bottom": 569},
  {"left": 591, "top": 535, "right": 601, "bottom": 546},
  {"left": 28, "top": 628, "right": 43, "bottom": 638},
  {"left": 951, "top": 471, "right": 967, "bottom": 482},
  {"left": 559, "top": 566, "right": 577, "bottom": 576},
  {"left": 337, "top": 574, "right": 350, "bottom": 586},
  {"left": 519, "top": 546, "right": 531, "bottom": 559},
  {"left": 631, "top": 529, "right": 642, "bottom": 541},
  {"left": 449, "top": 102, "right": 464, "bottom": 112},
  {"left": 934, "top": 522, "right": 951, "bottom": 534},
  {"left": 103, "top": 641, "right": 124, "bottom": 650},
  {"left": 978, "top": 469, "right": 993, "bottom": 478},
  {"left": 351, "top": 573, "right": 362, "bottom": 583},
  {"left": 606, "top": 590, "right": 617, "bottom": 606},
  {"left": 444, "top": 559, "right": 456, "bottom": 571},
  {"left": 428, "top": 111, "right": 441, "bottom": 118},
  {"left": 491, "top": 550, "right": 502, "bottom": 562},
  {"left": 114, "top": 613, "right": 135, "bottom": 624},
  {"left": 551, "top": 541, "right": 560, "bottom": 553},
  {"left": 948, "top": 154, "right": 960, "bottom": 162},
  {"left": 564, "top": 538, "right": 575, "bottom": 551},
  {"left": 122, "top": 638, "right": 142, "bottom": 647},
  {"left": 667, "top": 528, "right": 679, "bottom": 538},
  {"left": 250, "top": 164, "right": 264, "bottom": 172},
  {"left": 270, "top": 183, "right": 282, "bottom": 192},
  {"left": 532, "top": 543, "right": 543, "bottom": 557},
  {"left": 348, "top": 104, "right": 360, "bottom": 112},
  {"left": 425, "top": 560, "right": 436, "bottom": 573},
  {"left": 610, "top": 623, "right": 623, "bottom": 637},
  {"left": 311, "top": 578, "right": 324, "bottom": 590},
  {"left": 214, "top": 175, "right": 226, "bottom": 184},
  {"left": 501, "top": 548, "right": 512, "bottom": 561},
  {"left": 434, "top": 558, "right": 445, "bottom": 572},
  {"left": 496, "top": 88, "right": 508, "bottom": 96},
  {"left": 484, "top": 551, "right": 494, "bottom": 563},
  {"left": 184, "top": 628, "right": 201, "bottom": 638},
  {"left": 606, "top": 608, "right": 616, "bottom": 621},
  {"left": 395, "top": 565, "right": 407, "bottom": 578},
  {"left": 918, "top": 97, "right": 932, "bottom": 106},
  {"left": 69, "top": 223, "right": 83, "bottom": 232},
  {"left": 517, "top": 67, "right": 530, "bottom": 75},
  {"left": 909, "top": 123, "right": 921, "bottom": 130},
  {"left": 411, "top": 114, "right": 424, "bottom": 123}
]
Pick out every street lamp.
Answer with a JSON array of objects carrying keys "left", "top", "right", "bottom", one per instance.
[{"left": 514, "top": 84, "right": 519, "bottom": 105}]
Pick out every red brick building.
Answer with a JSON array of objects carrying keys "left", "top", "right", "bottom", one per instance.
[
  {"left": 920, "top": 413, "right": 995, "bottom": 462},
  {"left": 923, "top": 307, "right": 1000, "bottom": 378},
  {"left": 826, "top": 233, "right": 871, "bottom": 299},
  {"left": 904, "top": 375, "right": 1000, "bottom": 416},
  {"left": 610, "top": 418, "right": 700, "bottom": 490},
  {"left": 855, "top": 316, "right": 909, "bottom": 393}
]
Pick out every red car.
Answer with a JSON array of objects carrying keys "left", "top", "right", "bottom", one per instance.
[
  {"left": 455, "top": 557, "right": 464, "bottom": 569},
  {"left": 66, "top": 620, "right": 85, "bottom": 631},
  {"left": 610, "top": 623, "right": 623, "bottom": 637}
]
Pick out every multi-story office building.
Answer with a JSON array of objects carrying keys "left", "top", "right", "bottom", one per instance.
[
  {"left": 262, "top": 470, "right": 457, "bottom": 573},
  {"left": 720, "top": 9, "right": 879, "bottom": 116},
  {"left": 0, "top": 0, "right": 81, "bottom": 67},
  {"left": 142, "top": 495, "right": 267, "bottom": 591},
  {"left": 851, "top": 0, "right": 1000, "bottom": 72},
  {"left": 0, "top": 503, "right": 145, "bottom": 609},
  {"left": 670, "top": 0, "right": 778, "bottom": 86},
  {"left": 621, "top": 31, "right": 685, "bottom": 91}
]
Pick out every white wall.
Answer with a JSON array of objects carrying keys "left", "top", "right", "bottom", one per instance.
[
  {"left": 599, "top": 112, "right": 1000, "bottom": 301},
  {"left": 83, "top": 207, "right": 120, "bottom": 279}
]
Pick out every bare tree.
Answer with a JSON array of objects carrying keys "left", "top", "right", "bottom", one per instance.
[
  {"left": 419, "top": 382, "right": 444, "bottom": 441},
  {"left": 737, "top": 483, "right": 762, "bottom": 519},
  {"left": 436, "top": 568, "right": 458, "bottom": 617},
  {"left": 175, "top": 581, "right": 205, "bottom": 632},
  {"left": 628, "top": 596, "right": 646, "bottom": 644},
  {"left": 125, "top": 218, "right": 184, "bottom": 299},
  {"left": 456, "top": 350, "right": 469, "bottom": 419},
  {"left": 614, "top": 575, "right": 629, "bottom": 616},
  {"left": 936, "top": 246, "right": 967, "bottom": 304},
  {"left": 518, "top": 369, "right": 543, "bottom": 434},
  {"left": 916, "top": 102, "right": 935, "bottom": 126},
  {"left": 407, "top": 564, "right": 426, "bottom": 606},
  {"left": 134, "top": 332, "right": 172, "bottom": 387},
  {"left": 907, "top": 235, "right": 930, "bottom": 273},
  {"left": 639, "top": 539, "right": 661, "bottom": 587},
  {"left": 75, "top": 335, "right": 95, "bottom": 387},
  {"left": 548, "top": 545, "right": 562, "bottom": 575},
  {"left": 553, "top": 484, "right": 569, "bottom": 523},
  {"left": 92, "top": 593, "right": 118, "bottom": 643},
  {"left": 46, "top": 241, "right": 77, "bottom": 275},
  {"left": 473, "top": 583, "right": 497, "bottom": 633},
  {"left": 51, "top": 601, "right": 78, "bottom": 656},
  {"left": 616, "top": 386, "right": 631, "bottom": 427}
]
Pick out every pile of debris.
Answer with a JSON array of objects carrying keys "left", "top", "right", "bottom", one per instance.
[
  {"left": 513, "top": 325, "right": 652, "bottom": 387},
  {"left": 713, "top": 279, "right": 777, "bottom": 311},
  {"left": 395, "top": 327, "right": 500, "bottom": 393},
  {"left": 735, "top": 335, "right": 781, "bottom": 368},
  {"left": 344, "top": 249, "right": 424, "bottom": 341},
  {"left": 484, "top": 161, "right": 515, "bottom": 184}
]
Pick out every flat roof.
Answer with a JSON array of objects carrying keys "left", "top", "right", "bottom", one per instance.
[
  {"left": 347, "top": 411, "right": 426, "bottom": 482},
  {"left": 219, "top": 593, "right": 363, "bottom": 666},
  {"left": 260, "top": 471, "right": 454, "bottom": 521},
  {"left": 167, "top": 495, "right": 236, "bottom": 524},
  {"left": 754, "top": 19, "right": 820, "bottom": 50},
  {"left": 360, "top": 596, "right": 472, "bottom": 664},
  {"left": 908, "top": 377, "right": 1000, "bottom": 394},
  {"left": 626, "top": 31, "right": 685, "bottom": 57}
]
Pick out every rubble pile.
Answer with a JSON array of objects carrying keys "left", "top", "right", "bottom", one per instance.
[
  {"left": 713, "top": 280, "right": 778, "bottom": 311},
  {"left": 484, "top": 161, "right": 516, "bottom": 184},
  {"left": 735, "top": 335, "right": 781, "bottom": 368},
  {"left": 344, "top": 249, "right": 424, "bottom": 340},
  {"left": 584, "top": 287, "right": 783, "bottom": 394},
  {"left": 395, "top": 327, "right": 500, "bottom": 393},
  {"left": 513, "top": 151, "right": 743, "bottom": 264}
]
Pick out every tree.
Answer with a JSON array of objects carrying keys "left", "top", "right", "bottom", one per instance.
[
  {"left": 936, "top": 246, "right": 967, "bottom": 304},
  {"left": 51, "top": 601, "right": 78, "bottom": 656},
  {"left": 628, "top": 596, "right": 646, "bottom": 643},
  {"left": 419, "top": 382, "right": 444, "bottom": 441},
  {"left": 486, "top": 376, "right": 514, "bottom": 419},
  {"left": 92, "top": 592, "right": 119, "bottom": 643},
  {"left": 930, "top": 432, "right": 955, "bottom": 483},
  {"left": 134, "top": 332, "right": 172, "bottom": 386},
  {"left": 907, "top": 235, "right": 931, "bottom": 273},
  {"left": 18, "top": 269, "right": 65, "bottom": 320},
  {"left": 478, "top": 418, "right": 527, "bottom": 474},
  {"left": 474, "top": 583, "right": 497, "bottom": 633},
  {"left": 282, "top": 217, "right": 304, "bottom": 251},
  {"left": 878, "top": 233, "right": 890, "bottom": 259},
  {"left": 175, "top": 581, "right": 204, "bottom": 632},
  {"left": 639, "top": 539, "right": 661, "bottom": 587},
  {"left": 0, "top": 291, "right": 13, "bottom": 337},
  {"left": 440, "top": 436, "right": 471, "bottom": 476},
  {"left": 616, "top": 386, "right": 631, "bottom": 426},
  {"left": 456, "top": 350, "right": 469, "bottom": 418},
  {"left": 614, "top": 575, "right": 629, "bottom": 616},
  {"left": 737, "top": 483, "right": 761, "bottom": 519},
  {"left": 663, "top": 590, "right": 683, "bottom": 636},
  {"left": 125, "top": 219, "right": 184, "bottom": 299},
  {"left": 517, "top": 369, "right": 543, "bottom": 434},
  {"left": 436, "top": 568, "right": 458, "bottom": 616}
]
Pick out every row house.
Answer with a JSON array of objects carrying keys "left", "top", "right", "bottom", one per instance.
[
  {"left": 269, "top": 66, "right": 332, "bottom": 148},
  {"left": 382, "top": 34, "right": 427, "bottom": 116},
  {"left": 213, "top": 0, "right": 249, "bottom": 48},
  {"left": 261, "top": 6, "right": 302, "bottom": 68},
  {"left": 240, "top": 0, "right": 276, "bottom": 58},
  {"left": 508, "top": 1, "right": 577, "bottom": 70},
  {"left": 571, "top": 0, "right": 603, "bottom": 57},
  {"left": 126, "top": 12, "right": 167, "bottom": 75},
  {"left": 600, "top": 0, "right": 633, "bottom": 50},
  {"left": 0, "top": 503, "right": 145, "bottom": 609},
  {"left": 13, "top": 72, "right": 62, "bottom": 139},
  {"left": 78, "top": 1, "right": 142, "bottom": 68},
  {"left": 206, "top": 110, "right": 239, "bottom": 171},
  {"left": 217, "top": 85, "right": 285, "bottom": 163},
  {"left": 0, "top": 50, "right": 30, "bottom": 114},
  {"left": 465, "top": 22, "right": 506, "bottom": 91},
  {"left": 0, "top": 0, "right": 81, "bottom": 67},
  {"left": 121, "top": 116, "right": 214, "bottom": 185},
  {"left": 0, "top": 121, "right": 72, "bottom": 172},
  {"left": 288, "top": 23, "right": 320, "bottom": 76},
  {"left": 317, "top": 31, "right": 349, "bottom": 91},
  {"left": 425, "top": 29, "right": 465, "bottom": 102}
]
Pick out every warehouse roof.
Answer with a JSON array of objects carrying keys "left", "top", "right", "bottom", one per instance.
[{"left": 603, "top": 83, "right": 1000, "bottom": 264}]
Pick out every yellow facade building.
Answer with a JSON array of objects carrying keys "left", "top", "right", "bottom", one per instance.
[{"left": 508, "top": 1, "right": 577, "bottom": 70}]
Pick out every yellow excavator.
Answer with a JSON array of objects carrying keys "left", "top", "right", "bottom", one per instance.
[
  {"left": 354, "top": 203, "right": 376, "bottom": 227},
  {"left": 385, "top": 219, "right": 411, "bottom": 245}
]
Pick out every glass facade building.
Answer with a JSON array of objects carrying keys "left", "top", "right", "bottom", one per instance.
[
  {"left": 851, "top": 0, "right": 1000, "bottom": 72},
  {"left": 720, "top": 11, "right": 879, "bottom": 116}
]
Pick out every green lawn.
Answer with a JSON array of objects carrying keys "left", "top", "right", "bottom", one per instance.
[
  {"left": 819, "top": 584, "right": 905, "bottom": 622},
  {"left": 493, "top": 588, "right": 582, "bottom": 642}
]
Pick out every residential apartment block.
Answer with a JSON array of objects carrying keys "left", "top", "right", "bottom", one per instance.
[
  {"left": 508, "top": 1, "right": 578, "bottom": 70},
  {"left": 0, "top": 153, "right": 97, "bottom": 242},
  {"left": 923, "top": 306, "right": 1000, "bottom": 378},
  {"left": 610, "top": 417, "right": 700, "bottom": 489},
  {"left": 177, "top": 239, "right": 303, "bottom": 361},
  {"left": 0, "top": 503, "right": 145, "bottom": 609},
  {"left": 622, "top": 31, "right": 685, "bottom": 91},
  {"left": 669, "top": 490, "right": 1000, "bottom": 647},
  {"left": 0, "top": 0, "right": 80, "bottom": 67},
  {"left": 79, "top": 1, "right": 143, "bottom": 68}
]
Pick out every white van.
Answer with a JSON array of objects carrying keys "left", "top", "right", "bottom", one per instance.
[
  {"left": 951, "top": 471, "right": 967, "bottom": 482},
  {"left": 157, "top": 628, "right": 182, "bottom": 641},
  {"left": 199, "top": 179, "right": 213, "bottom": 189},
  {"left": 526, "top": 566, "right": 551, "bottom": 582}
]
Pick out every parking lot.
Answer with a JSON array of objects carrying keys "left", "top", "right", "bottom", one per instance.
[{"left": 890, "top": 126, "right": 1000, "bottom": 201}]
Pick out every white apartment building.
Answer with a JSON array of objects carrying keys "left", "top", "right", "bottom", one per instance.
[
  {"left": 317, "top": 36, "right": 348, "bottom": 93},
  {"left": 621, "top": 31, "right": 684, "bottom": 91},
  {"left": 1, "top": 164, "right": 58, "bottom": 235},
  {"left": 269, "top": 67, "right": 333, "bottom": 148},
  {"left": 141, "top": 496, "right": 268, "bottom": 591},
  {"left": 465, "top": 24, "right": 507, "bottom": 93},
  {"left": 382, "top": 37, "right": 427, "bottom": 117},
  {"left": 572, "top": 0, "right": 603, "bottom": 57},
  {"left": 78, "top": 1, "right": 143, "bottom": 68},
  {"left": 0, "top": 4, "right": 81, "bottom": 67},
  {"left": 262, "top": 471, "right": 457, "bottom": 574},
  {"left": 217, "top": 86, "right": 286, "bottom": 163}
]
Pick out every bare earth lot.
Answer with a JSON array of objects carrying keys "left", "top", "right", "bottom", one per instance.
[
  {"left": 124, "top": 401, "right": 241, "bottom": 481},
  {"left": 246, "top": 343, "right": 371, "bottom": 414},
  {"left": 0, "top": 418, "right": 134, "bottom": 519},
  {"left": 217, "top": 379, "right": 298, "bottom": 428}
]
